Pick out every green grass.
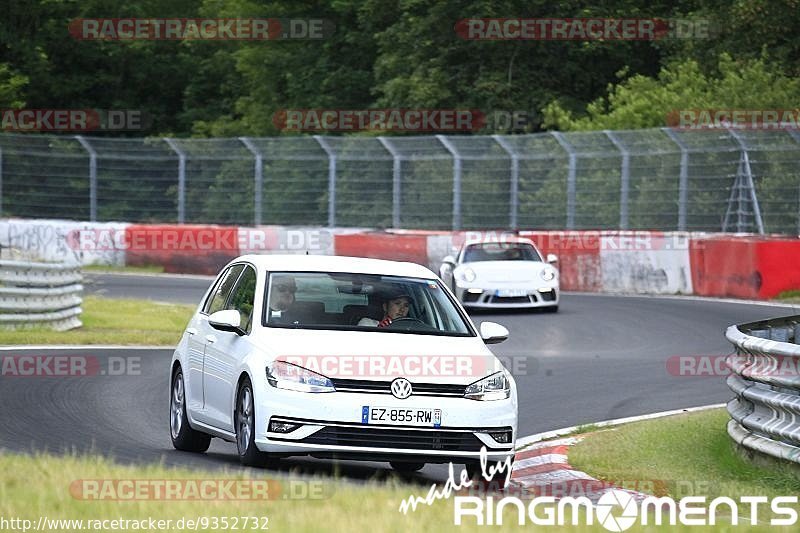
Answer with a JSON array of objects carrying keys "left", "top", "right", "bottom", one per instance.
[
  {"left": 569, "top": 408, "right": 800, "bottom": 500},
  {"left": 82, "top": 264, "right": 165, "bottom": 274},
  {"left": 0, "top": 296, "right": 194, "bottom": 345},
  {"left": 775, "top": 289, "right": 800, "bottom": 303},
  {"left": 0, "top": 451, "right": 550, "bottom": 533}
]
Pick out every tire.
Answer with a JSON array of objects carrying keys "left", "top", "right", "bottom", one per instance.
[
  {"left": 390, "top": 461, "right": 425, "bottom": 473},
  {"left": 170, "top": 369, "right": 212, "bottom": 453},
  {"left": 235, "top": 377, "right": 275, "bottom": 467},
  {"left": 546, "top": 305, "right": 559, "bottom": 313}
]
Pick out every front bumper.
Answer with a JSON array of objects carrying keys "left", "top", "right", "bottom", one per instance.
[
  {"left": 455, "top": 283, "right": 559, "bottom": 308},
  {"left": 253, "top": 386, "right": 517, "bottom": 463}
]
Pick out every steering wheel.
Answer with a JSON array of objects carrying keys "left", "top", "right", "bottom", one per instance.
[{"left": 387, "top": 317, "right": 435, "bottom": 331}]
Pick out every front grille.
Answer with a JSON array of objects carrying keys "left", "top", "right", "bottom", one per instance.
[
  {"left": 331, "top": 378, "right": 467, "bottom": 397},
  {"left": 490, "top": 295, "right": 532, "bottom": 304},
  {"left": 301, "top": 426, "right": 485, "bottom": 451}
]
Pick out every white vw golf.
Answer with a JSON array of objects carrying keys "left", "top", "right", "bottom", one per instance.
[{"left": 170, "top": 255, "right": 517, "bottom": 478}]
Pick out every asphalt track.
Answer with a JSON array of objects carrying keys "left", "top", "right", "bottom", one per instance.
[{"left": 2, "top": 272, "right": 798, "bottom": 484}]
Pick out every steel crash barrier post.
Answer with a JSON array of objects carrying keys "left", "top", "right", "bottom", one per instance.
[
  {"left": 492, "top": 134, "right": 519, "bottom": 229},
  {"left": 378, "top": 137, "right": 402, "bottom": 229},
  {"left": 726, "top": 128, "right": 765, "bottom": 235},
  {"left": 725, "top": 316, "right": 800, "bottom": 464},
  {"left": 164, "top": 138, "right": 187, "bottom": 224},
  {"left": 663, "top": 127, "right": 690, "bottom": 232},
  {"left": 436, "top": 135, "right": 462, "bottom": 231},
  {"left": 75, "top": 135, "right": 98, "bottom": 222},
  {"left": 604, "top": 130, "right": 630, "bottom": 230},
  {"left": 314, "top": 135, "right": 337, "bottom": 228},
  {"left": 550, "top": 131, "right": 577, "bottom": 230},
  {"left": 239, "top": 137, "right": 263, "bottom": 226}
]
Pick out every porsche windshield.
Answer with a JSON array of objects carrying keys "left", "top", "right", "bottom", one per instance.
[
  {"left": 263, "top": 272, "right": 473, "bottom": 336},
  {"left": 462, "top": 242, "right": 542, "bottom": 262}
]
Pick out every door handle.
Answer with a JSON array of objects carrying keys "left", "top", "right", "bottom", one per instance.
[
  {"left": 205, "top": 334, "right": 217, "bottom": 344},
  {"left": 186, "top": 327, "right": 197, "bottom": 336}
]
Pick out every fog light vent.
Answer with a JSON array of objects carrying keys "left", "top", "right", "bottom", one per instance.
[
  {"left": 269, "top": 420, "right": 300, "bottom": 433},
  {"left": 488, "top": 431, "right": 511, "bottom": 444}
]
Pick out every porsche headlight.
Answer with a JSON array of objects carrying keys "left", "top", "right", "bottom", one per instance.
[
  {"left": 266, "top": 361, "right": 334, "bottom": 393},
  {"left": 464, "top": 371, "right": 510, "bottom": 401},
  {"left": 540, "top": 267, "right": 556, "bottom": 282},
  {"left": 458, "top": 267, "right": 477, "bottom": 282}
]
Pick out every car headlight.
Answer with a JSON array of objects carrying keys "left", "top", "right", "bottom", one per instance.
[
  {"left": 266, "top": 361, "right": 334, "bottom": 393},
  {"left": 458, "top": 267, "right": 477, "bottom": 282},
  {"left": 540, "top": 267, "right": 556, "bottom": 282},
  {"left": 464, "top": 371, "right": 510, "bottom": 401}
]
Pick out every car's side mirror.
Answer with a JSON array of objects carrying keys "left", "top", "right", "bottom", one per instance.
[
  {"left": 479, "top": 321, "right": 509, "bottom": 345},
  {"left": 440, "top": 255, "right": 456, "bottom": 278},
  {"left": 208, "top": 309, "right": 245, "bottom": 336},
  {"left": 546, "top": 253, "right": 559, "bottom": 265}
]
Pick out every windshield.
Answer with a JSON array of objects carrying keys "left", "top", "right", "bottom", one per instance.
[
  {"left": 462, "top": 242, "right": 542, "bottom": 263},
  {"left": 263, "top": 272, "right": 474, "bottom": 336}
]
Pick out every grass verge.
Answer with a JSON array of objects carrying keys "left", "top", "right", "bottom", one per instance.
[
  {"left": 569, "top": 408, "right": 800, "bottom": 500},
  {"left": 0, "top": 451, "right": 522, "bottom": 533},
  {"left": 0, "top": 296, "right": 193, "bottom": 345},
  {"left": 82, "top": 264, "right": 166, "bottom": 274},
  {"left": 774, "top": 290, "right": 800, "bottom": 304}
]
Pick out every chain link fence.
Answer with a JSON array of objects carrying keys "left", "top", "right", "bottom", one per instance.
[{"left": 1, "top": 129, "right": 798, "bottom": 233}]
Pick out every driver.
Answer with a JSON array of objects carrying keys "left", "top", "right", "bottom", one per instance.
[{"left": 358, "top": 288, "right": 411, "bottom": 327}]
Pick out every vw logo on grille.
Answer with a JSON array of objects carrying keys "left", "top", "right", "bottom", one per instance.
[{"left": 390, "top": 378, "right": 413, "bottom": 399}]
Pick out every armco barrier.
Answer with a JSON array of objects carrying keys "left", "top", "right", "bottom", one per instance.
[
  {"left": 0, "top": 260, "right": 83, "bottom": 331},
  {"left": 726, "top": 316, "right": 800, "bottom": 464}
]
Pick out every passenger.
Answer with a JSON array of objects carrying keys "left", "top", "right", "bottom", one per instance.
[
  {"left": 268, "top": 275, "right": 297, "bottom": 316},
  {"left": 358, "top": 289, "right": 411, "bottom": 327}
]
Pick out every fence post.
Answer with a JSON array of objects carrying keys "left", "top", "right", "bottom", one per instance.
[
  {"left": 604, "top": 130, "right": 629, "bottom": 230},
  {"left": 662, "top": 128, "right": 689, "bottom": 231},
  {"left": 164, "top": 138, "right": 186, "bottom": 224},
  {"left": 239, "top": 137, "right": 263, "bottom": 226},
  {"left": 551, "top": 132, "right": 576, "bottom": 229},
  {"left": 727, "top": 128, "right": 765, "bottom": 234},
  {"left": 492, "top": 135, "right": 519, "bottom": 229},
  {"left": 436, "top": 135, "right": 462, "bottom": 230},
  {"left": 378, "top": 137, "right": 401, "bottom": 228},
  {"left": 75, "top": 135, "right": 97, "bottom": 222},
  {"left": 314, "top": 136, "right": 336, "bottom": 227}
]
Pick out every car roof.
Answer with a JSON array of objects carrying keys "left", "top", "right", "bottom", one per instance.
[
  {"left": 463, "top": 237, "right": 537, "bottom": 247},
  {"left": 232, "top": 254, "right": 437, "bottom": 278}
]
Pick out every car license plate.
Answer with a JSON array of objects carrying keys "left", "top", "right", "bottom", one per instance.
[
  {"left": 361, "top": 406, "right": 441, "bottom": 427},
  {"left": 495, "top": 289, "right": 528, "bottom": 297}
]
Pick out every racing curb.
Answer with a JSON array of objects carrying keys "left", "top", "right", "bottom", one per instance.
[{"left": 509, "top": 404, "right": 725, "bottom": 502}]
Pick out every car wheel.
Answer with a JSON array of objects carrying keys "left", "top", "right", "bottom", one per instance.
[
  {"left": 235, "top": 377, "right": 274, "bottom": 467},
  {"left": 390, "top": 461, "right": 425, "bottom": 473},
  {"left": 170, "top": 369, "right": 211, "bottom": 452}
]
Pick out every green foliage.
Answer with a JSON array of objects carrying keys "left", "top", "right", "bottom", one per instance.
[{"left": 543, "top": 54, "right": 800, "bottom": 131}]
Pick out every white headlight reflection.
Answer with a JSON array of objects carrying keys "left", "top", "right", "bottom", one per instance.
[{"left": 464, "top": 371, "right": 510, "bottom": 401}]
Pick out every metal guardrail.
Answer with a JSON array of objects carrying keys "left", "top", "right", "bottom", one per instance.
[
  {"left": 0, "top": 260, "right": 83, "bottom": 331},
  {"left": 726, "top": 315, "right": 800, "bottom": 464}
]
